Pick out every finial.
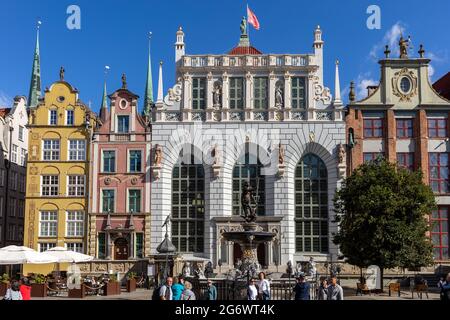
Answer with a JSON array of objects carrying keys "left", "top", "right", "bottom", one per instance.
[
  {"left": 335, "top": 59, "right": 340, "bottom": 65},
  {"left": 37, "top": 19, "right": 42, "bottom": 30},
  {"left": 159, "top": 60, "right": 163, "bottom": 66},
  {"left": 418, "top": 44, "right": 425, "bottom": 58},
  {"left": 121, "top": 73, "right": 127, "bottom": 89},
  {"left": 59, "top": 66, "right": 65, "bottom": 81},
  {"left": 384, "top": 45, "right": 391, "bottom": 58},
  {"left": 349, "top": 81, "right": 356, "bottom": 103},
  {"left": 178, "top": 26, "right": 183, "bottom": 31}
]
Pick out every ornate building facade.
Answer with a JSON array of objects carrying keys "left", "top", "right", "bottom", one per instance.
[
  {"left": 346, "top": 40, "right": 450, "bottom": 264},
  {"left": 150, "top": 23, "right": 347, "bottom": 271}
]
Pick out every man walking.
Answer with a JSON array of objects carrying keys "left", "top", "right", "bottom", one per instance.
[
  {"left": 159, "top": 277, "right": 173, "bottom": 300},
  {"left": 293, "top": 274, "right": 310, "bottom": 300},
  {"left": 206, "top": 279, "right": 217, "bottom": 300},
  {"left": 327, "top": 276, "right": 344, "bottom": 300}
]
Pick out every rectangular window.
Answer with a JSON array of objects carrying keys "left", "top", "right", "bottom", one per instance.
[
  {"left": 397, "top": 153, "right": 415, "bottom": 171},
  {"left": 229, "top": 77, "right": 244, "bottom": 109},
  {"left": 98, "top": 233, "right": 106, "bottom": 259},
  {"left": 8, "top": 225, "right": 16, "bottom": 241},
  {"left": 43, "top": 140, "right": 60, "bottom": 161},
  {"left": 117, "top": 115, "right": 129, "bottom": 133},
  {"left": 192, "top": 78, "right": 206, "bottom": 110},
  {"left": 429, "top": 153, "right": 449, "bottom": 194},
  {"left": 49, "top": 110, "right": 57, "bottom": 125},
  {"left": 102, "top": 150, "right": 116, "bottom": 173},
  {"left": 18, "top": 200, "right": 24, "bottom": 218},
  {"left": 129, "top": 150, "right": 142, "bottom": 173},
  {"left": 39, "top": 211, "right": 58, "bottom": 237},
  {"left": 102, "top": 190, "right": 115, "bottom": 213},
  {"left": 291, "top": 77, "right": 306, "bottom": 109},
  {"left": 66, "top": 243, "right": 83, "bottom": 253},
  {"left": 9, "top": 198, "right": 16, "bottom": 217},
  {"left": 67, "top": 110, "right": 74, "bottom": 125},
  {"left": 431, "top": 207, "right": 449, "bottom": 260},
  {"left": 19, "top": 174, "right": 26, "bottom": 193},
  {"left": 363, "top": 153, "right": 384, "bottom": 163},
  {"left": 396, "top": 119, "right": 414, "bottom": 138},
  {"left": 0, "top": 197, "right": 3, "bottom": 217},
  {"left": 38, "top": 243, "right": 56, "bottom": 252},
  {"left": 135, "top": 233, "right": 144, "bottom": 258},
  {"left": 20, "top": 148, "right": 27, "bottom": 166},
  {"left": 69, "top": 140, "right": 86, "bottom": 161},
  {"left": 11, "top": 144, "right": 18, "bottom": 164},
  {"left": 128, "top": 189, "right": 141, "bottom": 213},
  {"left": 9, "top": 171, "right": 18, "bottom": 190},
  {"left": 364, "top": 118, "right": 384, "bottom": 138},
  {"left": 41, "top": 175, "right": 59, "bottom": 196},
  {"left": 18, "top": 126, "right": 24, "bottom": 141},
  {"left": 253, "top": 77, "right": 268, "bottom": 109},
  {"left": 68, "top": 175, "right": 85, "bottom": 196},
  {"left": 66, "top": 211, "right": 84, "bottom": 237},
  {"left": 0, "top": 169, "right": 5, "bottom": 187},
  {"left": 428, "top": 118, "right": 447, "bottom": 138}
]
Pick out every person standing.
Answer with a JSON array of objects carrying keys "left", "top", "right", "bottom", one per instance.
[
  {"left": 327, "top": 276, "right": 344, "bottom": 300},
  {"left": 257, "top": 272, "right": 271, "bottom": 300},
  {"left": 317, "top": 278, "right": 328, "bottom": 300},
  {"left": 19, "top": 277, "right": 32, "bottom": 301},
  {"left": 440, "top": 273, "right": 450, "bottom": 301},
  {"left": 180, "top": 281, "right": 196, "bottom": 300},
  {"left": 293, "top": 274, "right": 310, "bottom": 300},
  {"left": 247, "top": 279, "right": 258, "bottom": 300},
  {"left": 4, "top": 280, "right": 23, "bottom": 300},
  {"left": 172, "top": 277, "right": 184, "bottom": 301},
  {"left": 159, "top": 277, "right": 173, "bottom": 301},
  {"left": 206, "top": 279, "right": 217, "bottom": 300}
]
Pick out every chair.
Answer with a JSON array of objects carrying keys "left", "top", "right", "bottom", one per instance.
[{"left": 388, "top": 283, "right": 401, "bottom": 297}]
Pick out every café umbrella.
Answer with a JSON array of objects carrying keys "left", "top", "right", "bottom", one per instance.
[
  {"left": 0, "top": 246, "right": 58, "bottom": 265},
  {"left": 43, "top": 247, "right": 94, "bottom": 263}
]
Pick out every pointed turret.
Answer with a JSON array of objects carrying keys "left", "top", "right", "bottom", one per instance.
[
  {"left": 99, "top": 81, "right": 109, "bottom": 122},
  {"left": 28, "top": 22, "right": 42, "bottom": 109},
  {"left": 143, "top": 32, "right": 154, "bottom": 117},
  {"left": 333, "top": 60, "right": 342, "bottom": 106},
  {"left": 156, "top": 61, "right": 164, "bottom": 108}
]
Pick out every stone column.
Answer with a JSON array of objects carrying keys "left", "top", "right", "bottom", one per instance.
[
  {"left": 245, "top": 72, "right": 253, "bottom": 121},
  {"left": 283, "top": 72, "right": 291, "bottom": 120},
  {"left": 144, "top": 215, "right": 152, "bottom": 257},
  {"left": 182, "top": 73, "right": 192, "bottom": 121},
  {"left": 268, "top": 73, "right": 277, "bottom": 121},
  {"left": 417, "top": 110, "right": 429, "bottom": 184}
]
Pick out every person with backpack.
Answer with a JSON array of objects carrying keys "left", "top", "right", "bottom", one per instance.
[
  {"left": 159, "top": 277, "right": 173, "bottom": 300},
  {"left": 4, "top": 280, "right": 23, "bottom": 300}
]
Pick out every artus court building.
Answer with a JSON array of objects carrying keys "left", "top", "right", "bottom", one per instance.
[{"left": 150, "top": 23, "right": 347, "bottom": 272}]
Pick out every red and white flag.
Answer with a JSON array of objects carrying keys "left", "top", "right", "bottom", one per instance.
[{"left": 247, "top": 6, "right": 260, "bottom": 30}]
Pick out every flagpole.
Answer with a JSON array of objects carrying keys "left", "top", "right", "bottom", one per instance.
[{"left": 246, "top": 3, "right": 250, "bottom": 55}]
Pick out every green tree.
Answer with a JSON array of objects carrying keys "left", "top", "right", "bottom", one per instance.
[{"left": 333, "top": 158, "right": 435, "bottom": 286}]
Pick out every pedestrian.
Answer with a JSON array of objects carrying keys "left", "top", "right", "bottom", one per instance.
[
  {"left": 159, "top": 277, "right": 173, "bottom": 301},
  {"left": 440, "top": 273, "right": 450, "bottom": 301},
  {"left": 206, "top": 279, "right": 217, "bottom": 300},
  {"left": 172, "top": 277, "right": 184, "bottom": 301},
  {"left": 293, "top": 274, "right": 310, "bottom": 300},
  {"left": 317, "top": 278, "right": 328, "bottom": 300},
  {"left": 257, "top": 272, "right": 271, "bottom": 300},
  {"left": 247, "top": 278, "right": 258, "bottom": 300},
  {"left": 20, "top": 277, "right": 32, "bottom": 301},
  {"left": 327, "top": 276, "right": 344, "bottom": 300},
  {"left": 4, "top": 280, "right": 23, "bottom": 300},
  {"left": 180, "top": 281, "right": 196, "bottom": 300}
]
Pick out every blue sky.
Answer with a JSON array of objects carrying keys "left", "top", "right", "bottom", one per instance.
[{"left": 0, "top": 0, "right": 449, "bottom": 112}]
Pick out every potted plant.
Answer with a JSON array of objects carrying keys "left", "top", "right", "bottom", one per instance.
[
  {"left": 31, "top": 274, "right": 47, "bottom": 298},
  {"left": 0, "top": 274, "right": 10, "bottom": 296},
  {"left": 126, "top": 272, "right": 137, "bottom": 293},
  {"left": 104, "top": 274, "right": 121, "bottom": 296}
]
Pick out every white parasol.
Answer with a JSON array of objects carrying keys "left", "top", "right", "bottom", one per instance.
[
  {"left": 43, "top": 247, "right": 94, "bottom": 263},
  {"left": 0, "top": 246, "right": 58, "bottom": 265}
]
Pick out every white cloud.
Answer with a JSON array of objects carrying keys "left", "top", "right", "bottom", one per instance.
[
  {"left": 370, "top": 22, "right": 406, "bottom": 59},
  {"left": 0, "top": 90, "right": 12, "bottom": 107},
  {"left": 428, "top": 64, "right": 435, "bottom": 79},
  {"left": 355, "top": 73, "right": 378, "bottom": 100}
]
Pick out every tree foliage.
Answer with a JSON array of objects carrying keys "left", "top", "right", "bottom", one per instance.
[{"left": 333, "top": 159, "right": 435, "bottom": 271}]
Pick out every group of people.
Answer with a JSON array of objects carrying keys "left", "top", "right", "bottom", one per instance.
[
  {"left": 293, "top": 275, "right": 343, "bottom": 300},
  {"left": 3, "top": 277, "right": 32, "bottom": 301},
  {"left": 159, "top": 276, "right": 218, "bottom": 301},
  {"left": 247, "top": 272, "right": 271, "bottom": 300}
]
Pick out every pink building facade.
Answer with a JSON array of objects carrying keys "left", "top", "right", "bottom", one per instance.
[{"left": 88, "top": 78, "right": 152, "bottom": 261}]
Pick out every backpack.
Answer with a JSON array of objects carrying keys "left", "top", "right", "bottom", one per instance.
[{"left": 152, "top": 285, "right": 163, "bottom": 300}]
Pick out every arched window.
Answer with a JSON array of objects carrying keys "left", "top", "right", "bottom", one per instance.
[
  {"left": 232, "top": 144, "right": 265, "bottom": 216},
  {"left": 172, "top": 150, "right": 205, "bottom": 253},
  {"left": 295, "top": 154, "right": 328, "bottom": 253}
]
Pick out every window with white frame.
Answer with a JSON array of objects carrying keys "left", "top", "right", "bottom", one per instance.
[
  {"left": 129, "top": 150, "right": 142, "bottom": 173},
  {"left": 43, "top": 140, "right": 60, "bottom": 161},
  {"left": 66, "top": 243, "right": 83, "bottom": 253},
  {"left": 41, "top": 175, "right": 59, "bottom": 196},
  {"left": 117, "top": 115, "right": 130, "bottom": 133},
  {"left": 128, "top": 189, "right": 141, "bottom": 213},
  {"left": 68, "top": 175, "right": 85, "bottom": 196},
  {"left": 20, "top": 148, "right": 27, "bottom": 166},
  {"left": 49, "top": 110, "right": 57, "bottom": 125},
  {"left": 102, "top": 150, "right": 116, "bottom": 173},
  {"left": 39, "top": 211, "right": 58, "bottom": 237},
  {"left": 69, "top": 140, "right": 86, "bottom": 161},
  {"left": 18, "top": 126, "right": 24, "bottom": 141},
  {"left": 11, "top": 144, "right": 18, "bottom": 164},
  {"left": 38, "top": 243, "right": 56, "bottom": 252},
  {"left": 66, "top": 110, "right": 74, "bottom": 125},
  {"left": 9, "top": 171, "right": 18, "bottom": 190},
  {"left": 66, "top": 211, "right": 84, "bottom": 237},
  {"left": 102, "top": 189, "right": 115, "bottom": 213}
]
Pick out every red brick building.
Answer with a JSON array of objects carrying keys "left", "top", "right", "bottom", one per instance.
[
  {"left": 434, "top": 72, "right": 450, "bottom": 101},
  {"left": 346, "top": 41, "right": 450, "bottom": 263}
]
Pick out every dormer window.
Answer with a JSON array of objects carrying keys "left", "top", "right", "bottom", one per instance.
[
  {"left": 119, "top": 99, "right": 128, "bottom": 110},
  {"left": 49, "top": 110, "right": 57, "bottom": 125},
  {"left": 67, "top": 110, "right": 74, "bottom": 125},
  {"left": 117, "top": 115, "right": 129, "bottom": 133}
]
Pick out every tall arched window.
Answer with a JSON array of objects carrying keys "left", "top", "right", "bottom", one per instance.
[
  {"left": 295, "top": 154, "right": 328, "bottom": 253},
  {"left": 172, "top": 151, "right": 205, "bottom": 253},
  {"left": 232, "top": 144, "right": 265, "bottom": 216}
]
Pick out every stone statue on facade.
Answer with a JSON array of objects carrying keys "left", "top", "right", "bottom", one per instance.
[
  {"left": 204, "top": 261, "right": 214, "bottom": 278},
  {"left": 399, "top": 36, "right": 409, "bottom": 59},
  {"left": 154, "top": 144, "right": 163, "bottom": 167},
  {"left": 241, "top": 182, "right": 257, "bottom": 223},
  {"left": 278, "top": 143, "right": 285, "bottom": 165},
  {"left": 60, "top": 66, "right": 65, "bottom": 81},
  {"left": 338, "top": 144, "right": 346, "bottom": 164},
  {"left": 213, "top": 83, "right": 222, "bottom": 109},
  {"left": 295, "top": 262, "right": 303, "bottom": 277},
  {"left": 275, "top": 85, "right": 284, "bottom": 109},
  {"left": 308, "top": 257, "right": 317, "bottom": 278},
  {"left": 182, "top": 262, "right": 192, "bottom": 278},
  {"left": 240, "top": 16, "right": 247, "bottom": 36}
]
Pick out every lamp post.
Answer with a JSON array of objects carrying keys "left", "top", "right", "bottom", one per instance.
[{"left": 2, "top": 121, "right": 13, "bottom": 246}]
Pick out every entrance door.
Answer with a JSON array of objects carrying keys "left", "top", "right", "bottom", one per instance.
[
  {"left": 257, "top": 243, "right": 266, "bottom": 268},
  {"left": 233, "top": 243, "right": 242, "bottom": 265},
  {"left": 114, "top": 238, "right": 129, "bottom": 260}
]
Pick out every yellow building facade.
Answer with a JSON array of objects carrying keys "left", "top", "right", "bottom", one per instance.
[{"left": 23, "top": 78, "right": 96, "bottom": 275}]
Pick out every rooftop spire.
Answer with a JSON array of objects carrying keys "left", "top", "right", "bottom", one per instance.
[
  {"left": 144, "top": 32, "right": 154, "bottom": 116},
  {"left": 99, "top": 66, "right": 110, "bottom": 123},
  {"left": 156, "top": 61, "right": 164, "bottom": 107},
  {"left": 28, "top": 20, "right": 42, "bottom": 109},
  {"left": 333, "top": 60, "right": 342, "bottom": 105}
]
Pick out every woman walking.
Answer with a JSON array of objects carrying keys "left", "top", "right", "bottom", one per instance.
[{"left": 180, "top": 281, "right": 196, "bottom": 300}]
